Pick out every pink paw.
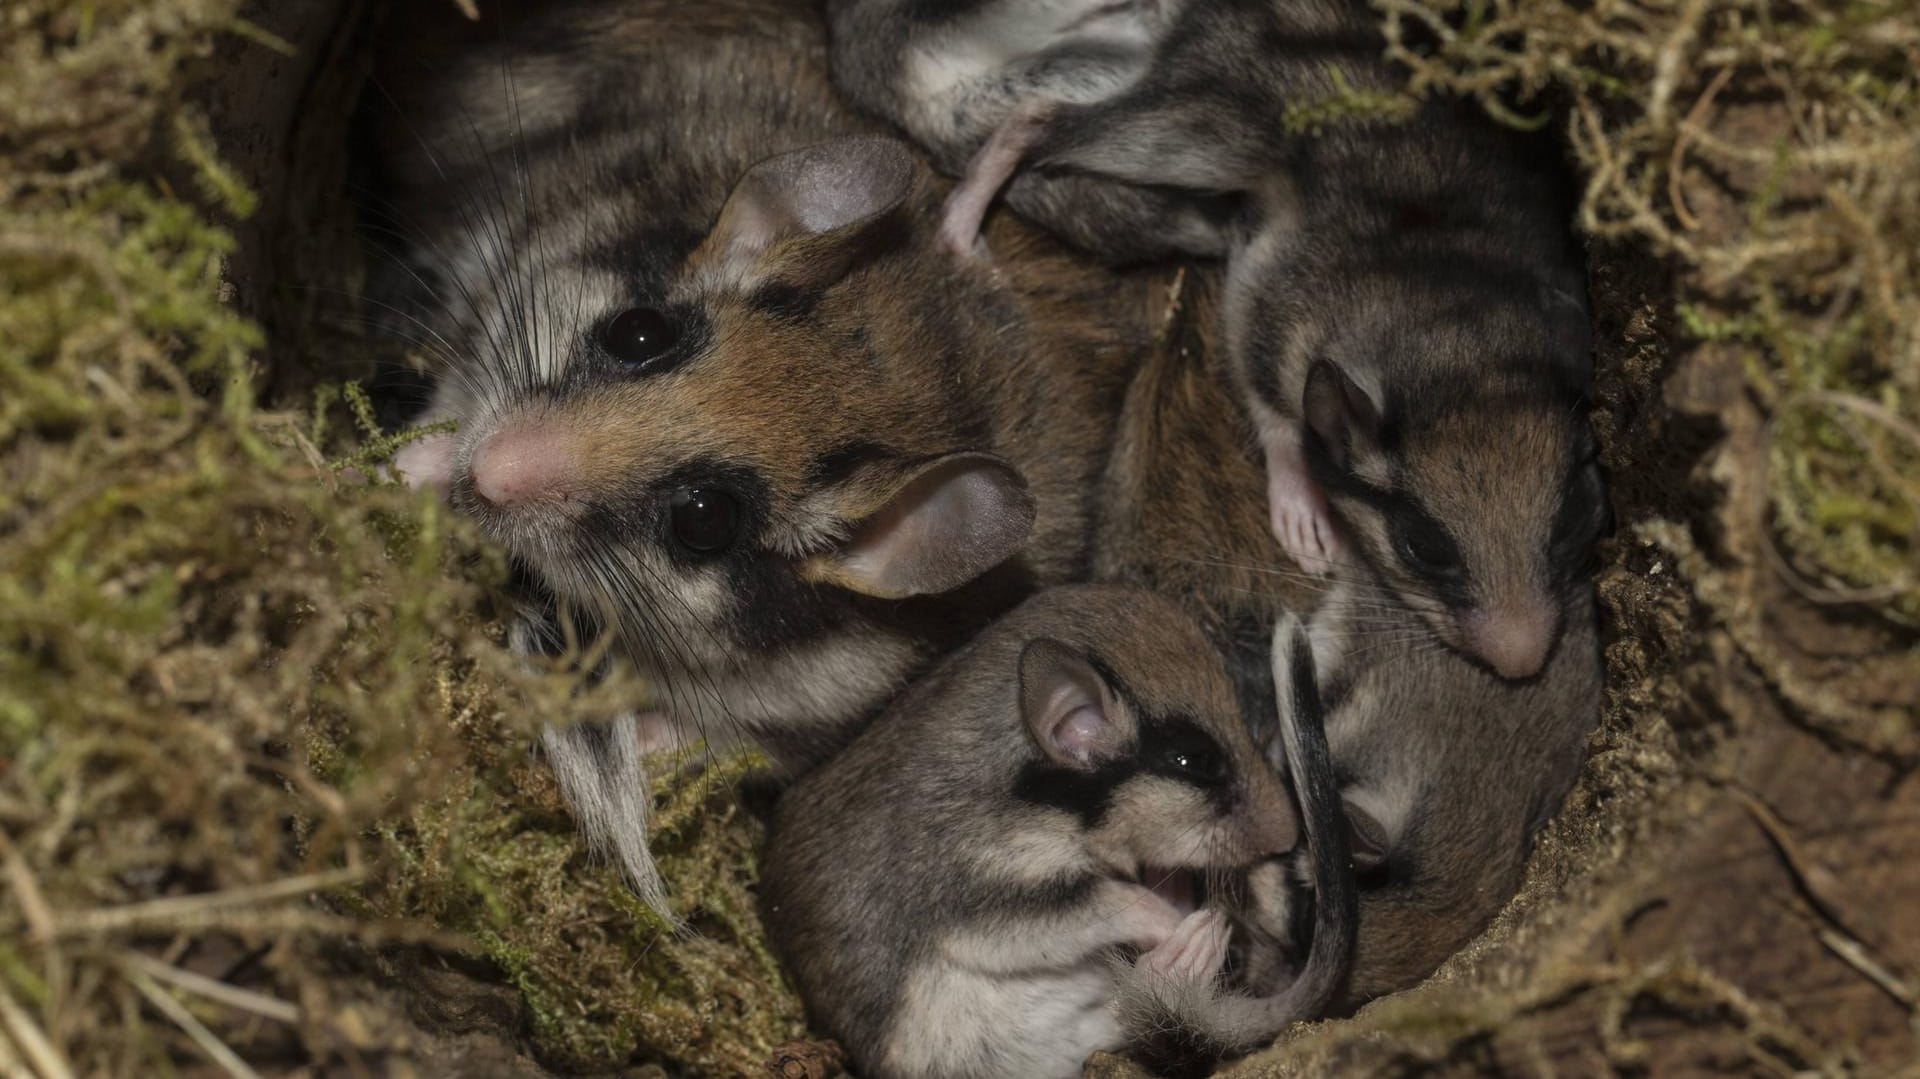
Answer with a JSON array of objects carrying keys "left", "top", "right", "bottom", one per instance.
[
  {"left": 1267, "top": 470, "right": 1340, "bottom": 577},
  {"left": 1137, "top": 908, "right": 1230, "bottom": 982}
]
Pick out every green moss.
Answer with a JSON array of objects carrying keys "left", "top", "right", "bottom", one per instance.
[
  {"left": 369, "top": 742, "right": 804, "bottom": 1073},
  {"left": 0, "top": 2, "right": 802, "bottom": 1074},
  {"left": 4, "top": 0, "right": 1914, "bottom": 1076},
  {"left": 1281, "top": 68, "right": 1422, "bottom": 135}
]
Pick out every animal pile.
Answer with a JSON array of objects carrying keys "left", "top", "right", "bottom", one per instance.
[{"left": 364, "top": 1, "right": 1606, "bottom": 1075}]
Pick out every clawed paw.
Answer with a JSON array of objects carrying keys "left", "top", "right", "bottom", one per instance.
[{"left": 1268, "top": 479, "right": 1341, "bottom": 577}]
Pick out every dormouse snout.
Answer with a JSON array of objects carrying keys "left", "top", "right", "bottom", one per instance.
[
  {"left": 1461, "top": 601, "right": 1556, "bottom": 680},
  {"left": 470, "top": 426, "right": 580, "bottom": 507},
  {"left": 1245, "top": 764, "right": 1300, "bottom": 858}
]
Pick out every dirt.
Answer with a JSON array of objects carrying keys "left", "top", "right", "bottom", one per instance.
[{"left": 2, "top": 0, "right": 1914, "bottom": 1076}]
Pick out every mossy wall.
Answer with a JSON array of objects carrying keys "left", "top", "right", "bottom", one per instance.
[{"left": 1, "top": 1, "right": 1912, "bottom": 1077}]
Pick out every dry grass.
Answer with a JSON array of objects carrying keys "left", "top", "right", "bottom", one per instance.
[
  {"left": 1381, "top": 0, "right": 1920, "bottom": 628},
  {"left": 1, "top": 0, "right": 1914, "bottom": 1076},
  {"left": 1, "top": 2, "right": 800, "bottom": 1075}
]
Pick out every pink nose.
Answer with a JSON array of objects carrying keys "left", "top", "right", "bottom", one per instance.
[
  {"left": 469, "top": 427, "right": 576, "bottom": 506},
  {"left": 1463, "top": 603, "right": 1555, "bottom": 680}
]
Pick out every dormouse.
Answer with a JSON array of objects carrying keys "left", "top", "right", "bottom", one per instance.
[
  {"left": 830, "top": 0, "right": 1608, "bottom": 681},
  {"left": 365, "top": 0, "right": 1157, "bottom": 909},
  {"left": 761, "top": 585, "right": 1302, "bottom": 1079}
]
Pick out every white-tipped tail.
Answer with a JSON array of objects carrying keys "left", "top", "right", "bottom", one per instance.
[{"left": 541, "top": 716, "right": 672, "bottom": 920}]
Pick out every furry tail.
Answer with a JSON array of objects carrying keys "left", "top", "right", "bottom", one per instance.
[
  {"left": 1116, "top": 615, "right": 1357, "bottom": 1071},
  {"left": 512, "top": 602, "right": 675, "bottom": 922},
  {"left": 541, "top": 717, "right": 671, "bottom": 918},
  {"left": 1262, "top": 615, "right": 1358, "bottom": 1020}
]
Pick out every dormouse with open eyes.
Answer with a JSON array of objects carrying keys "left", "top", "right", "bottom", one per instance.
[
  {"left": 365, "top": 0, "right": 1160, "bottom": 911},
  {"left": 761, "top": 585, "right": 1306, "bottom": 1079},
  {"left": 1115, "top": 574, "right": 1602, "bottom": 1067}
]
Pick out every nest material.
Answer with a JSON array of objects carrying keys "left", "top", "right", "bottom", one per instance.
[{"left": 0, "top": 1, "right": 1913, "bottom": 1077}]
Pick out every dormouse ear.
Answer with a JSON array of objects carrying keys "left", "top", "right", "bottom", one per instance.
[
  {"left": 1343, "top": 800, "right": 1391, "bottom": 874},
  {"left": 1301, "top": 359, "right": 1381, "bottom": 473},
  {"left": 801, "top": 452, "right": 1035, "bottom": 599},
  {"left": 1018, "top": 639, "right": 1131, "bottom": 769},
  {"left": 692, "top": 135, "right": 919, "bottom": 289}
]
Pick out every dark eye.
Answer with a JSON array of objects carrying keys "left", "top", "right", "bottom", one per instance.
[
  {"left": 1149, "top": 723, "right": 1228, "bottom": 787},
  {"left": 1395, "top": 522, "right": 1461, "bottom": 575},
  {"left": 668, "top": 487, "right": 739, "bottom": 555},
  {"left": 600, "top": 307, "right": 680, "bottom": 366}
]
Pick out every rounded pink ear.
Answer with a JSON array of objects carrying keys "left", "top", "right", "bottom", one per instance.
[
  {"left": 801, "top": 452, "right": 1034, "bottom": 599},
  {"left": 1018, "top": 639, "right": 1130, "bottom": 769},
  {"left": 1054, "top": 705, "right": 1110, "bottom": 762},
  {"left": 693, "top": 135, "right": 921, "bottom": 287}
]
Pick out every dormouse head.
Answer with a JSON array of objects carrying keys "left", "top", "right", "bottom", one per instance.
[
  {"left": 1265, "top": 582, "right": 1602, "bottom": 1001},
  {"left": 1010, "top": 590, "right": 1299, "bottom": 878},
  {"left": 1299, "top": 351, "right": 1609, "bottom": 682},
  {"left": 392, "top": 136, "right": 1040, "bottom": 740}
]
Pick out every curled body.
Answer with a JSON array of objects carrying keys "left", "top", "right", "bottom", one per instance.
[
  {"left": 760, "top": 585, "right": 1301, "bottom": 1079},
  {"left": 827, "top": 0, "right": 1236, "bottom": 261},
  {"left": 1300, "top": 577, "right": 1602, "bottom": 1003},
  {"left": 829, "top": 0, "right": 1610, "bottom": 682},
  {"left": 1124, "top": 572, "right": 1603, "bottom": 1062},
  {"left": 364, "top": 0, "right": 1158, "bottom": 908}
]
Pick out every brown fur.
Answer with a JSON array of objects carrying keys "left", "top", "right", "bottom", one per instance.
[
  {"left": 1095, "top": 272, "right": 1602, "bottom": 1026},
  {"left": 363, "top": 0, "right": 1176, "bottom": 907},
  {"left": 370, "top": 0, "right": 1171, "bottom": 755},
  {"left": 1094, "top": 274, "right": 1310, "bottom": 623}
]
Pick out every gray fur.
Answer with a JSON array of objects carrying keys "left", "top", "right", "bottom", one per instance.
[
  {"left": 366, "top": 1, "right": 1152, "bottom": 913},
  {"left": 827, "top": 0, "right": 1236, "bottom": 260},
  {"left": 1110, "top": 614, "right": 1358, "bottom": 1071},
  {"left": 1104, "top": 573, "right": 1600, "bottom": 1063},
  {"left": 827, "top": 0, "right": 1608, "bottom": 679},
  {"left": 761, "top": 585, "right": 1298, "bottom": 1079},
  {"left": 540, "top": 718, "right": 667, "bottom": 913},
  {"left": 1302, "top": 572, "right": 1602, "bottom": 1003}
]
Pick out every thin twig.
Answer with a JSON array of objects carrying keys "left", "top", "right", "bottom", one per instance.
[
  {"left": 123, "top": 969, "right": 263, "bottom": 1079},
  {"left": 52, "top": 868, "right": 363, "bottom": 938},
  {"left": 1816, "top": 929, "right": 1917, "bottom": 1009},
  {"left": 0, "top": 1025, "right": 32, "bottom": 1079},
  {"left": 1731, "top": 787, "right": 1898, "bottom": 967},
  {"left": 0, "top": 833, "right": 55, "bottom": 943},
  {"left": 0, "top": 981, "right": 71, "bottom": 1079},
  {"left": 1669, "top": 65, "right": 1735, "bottom": 231},
  {"left": 114, "top": 952, "right": 299, "bottom": 1025}
]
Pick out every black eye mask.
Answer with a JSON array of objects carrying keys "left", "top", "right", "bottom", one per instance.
[
  {"left": 1370, "top": 490, "right": 1473, "bottom": 608},
  {"left": 1141, "top": 717, "right": 1230, "bottom": 790}
]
